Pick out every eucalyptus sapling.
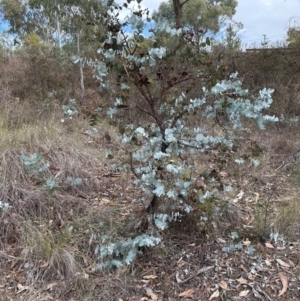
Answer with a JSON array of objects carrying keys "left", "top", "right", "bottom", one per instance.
[{"left": 89, "top": 0, "right": 277, "bottom": 268}]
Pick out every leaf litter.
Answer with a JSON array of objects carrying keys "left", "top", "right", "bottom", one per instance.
[{"left": 1, "top": 127, "right": 300, "bottom": 300}]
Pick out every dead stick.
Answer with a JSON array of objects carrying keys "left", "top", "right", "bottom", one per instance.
[{"left": 178, "top": 266, "right": 214, "bottom": 284}]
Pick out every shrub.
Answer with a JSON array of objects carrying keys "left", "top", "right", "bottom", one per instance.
[{"left": 86, "top": 0, "right": 278, "bottom": 268}]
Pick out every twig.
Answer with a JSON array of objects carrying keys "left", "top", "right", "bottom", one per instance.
[
  {"left": 275, "top": 161, "right": 285, "bottom": 172},
  {"left": 178, "top": 265, "right": 214, "bottom": 284},
  {"left": 0, "top": 251, "right": 20, "bottom": 260},
  {"left": 254, "top": 284, "right": 273, "bottom": 301}
]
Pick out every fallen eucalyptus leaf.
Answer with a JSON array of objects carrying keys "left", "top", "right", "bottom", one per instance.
[
  {"left": 265, "top": 242, "right": 274, "bottom": 249},
  {"left": 143, "top": 275, "right": 158, "bottom": 280},
  {"left": 265, "top": 259, "right": 272, "bottom": 267},
  {"left": 276, "top": 259, "right": 290, "bottom": 268},
  {"left": 239, "top": 290, "right": 249, "bottom": 297},
  {"left": 179, "top": 289, "right": 195, "bottom": 298},
  {"left": 209, "top": 289, "right": 220, "bottom": 300},
  {"left": 144, "top": 287, "right": 158, "bottom": 300},
  {"left": 278, "top": 273, "right": 288, "bottom": 297},
  {"left": 237, "top": 277, "right": 248, "bottom": 284},
  {"left": 218, "top": 280, "right": 228, "bottom": 290}
]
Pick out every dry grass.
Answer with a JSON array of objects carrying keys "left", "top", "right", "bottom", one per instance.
[
  {"left": 0, "top": 93, "right": 135, "bottom": 299},
  {"left": 0, "top": 91, "right": 159, "bottom": 300}
]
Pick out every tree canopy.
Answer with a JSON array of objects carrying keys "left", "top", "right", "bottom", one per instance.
[
  {"left": 152, "top": 0, "right": 237, "bottom": 33},
  {"left": 0, "top": 0, "right": 106, "bottom": 51},
  {"left": 286, "top": 28, "right": 300, "bottom": 48}
]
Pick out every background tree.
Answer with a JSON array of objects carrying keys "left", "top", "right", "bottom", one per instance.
[
  {"left": 285, "top": 16, "right": 300, "bottom": 48},
  {"left": 286, "top": 27, "right": 300, "bottom": 48},
  {"left": 0, "top": 0, "right": 54, "bottom": 43},
  {"left": 153, "top": 0, "right": 237, "bottom": 32},
  {"left": 0, "top": 0, "right": 107, "bottom": 51},
  {"left": 1, "top": 0, "right": 108, "bottom": 102},
  {"left": 222, "top": 20, "right": 243, "bottom": 51}
]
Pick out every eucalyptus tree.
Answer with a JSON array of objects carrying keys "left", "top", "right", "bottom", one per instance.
[
  {"left": 222, "top": 20, "right": 243, "bottom": 51},
  {"left": 0, "top": 0, "right": 55, "bottom": 43},
  {"left": 286, "top": 27, "right": 300, "bottom": 47},
  {"left": 1, "top": 0, "right": 108, "bottom": 101},
  {"left": 0, "top": 0, "right": 107, "bottom": 50},
  {"left": 88, "top": 0, "right": 278, "bottom": 268},
  {"left": 153, "top": 0, "right": 237, "bottom": 32}
]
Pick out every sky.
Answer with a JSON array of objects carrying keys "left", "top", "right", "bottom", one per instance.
[
  {"left": 234, "top": 0, "right": 300, "bottom": 48},
  {"left": 0, "top": 0, "right": 299, "bottom": 48}
]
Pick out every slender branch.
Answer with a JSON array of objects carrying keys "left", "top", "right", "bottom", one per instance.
[
  {"left": 129, "top": 152, "right": 140, "bottom": 178},
  {"left": 136, "top": 105, "right": 157, "bottom": 120},
  {"left": 177, "top": 139, "right": 220, "bottom": 151},
  {"left": 171, "top": 109, "right": 188, "bottom": 128},
  {"left": 121, "top": 58, "right": 131, "bottom": 79},
  {"left": 177, "top": 266, "right": 214, "bottom": 284},
  {"left": 161, "top": 75, "right": 195, "bottom": 97},
  {"left": 145, "top": 82, "right": 155, "bottom": 105}
]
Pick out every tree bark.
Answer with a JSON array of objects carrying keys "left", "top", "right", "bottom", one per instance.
[
  {"left": 77, "top": 31, "right": 85, "bottom": 103},
  {"left": 172, "top": 0, "right": 183, "bottom": 29}
]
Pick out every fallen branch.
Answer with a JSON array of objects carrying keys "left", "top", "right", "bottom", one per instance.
[{"left": 177, "top": 265, "right": 214, "bottom": 284}]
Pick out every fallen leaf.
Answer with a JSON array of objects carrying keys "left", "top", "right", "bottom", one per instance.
[
  {"left": 216, "top": 238, "right": 226, "bottom": 244},
  {"left": 209, "top": 289, "right": 220, "bottom": 300},
  {"left": 239, "top": 290, "right": 249, "bottom": 297},
  {"left": 37, "top": 296, "right": 54, "bottom": 301},
  {"left": 233, "top": 190, "right": 244, "bottom": 203},
  {"left": 276, "top": 259, "right": 290, "bottom": 268},
  {"left": 265, "top": 260, "right": 272, "bottom": 267},
  {"left": 289, "top": 259, "right": 295, "bottom": 268},
  {"left": 265, "top": 242, "right": 274, "bottom": 249},
  {"left": 218, "top": 280, "right": 228, "bottom": 290},
  {"left": 17, "top": 284, "right": 24, "bottom": 290},
  {"left": 46, "top": 282, "right": 58, "bottom": 290},
  {"left": 177, "top": 257, "right": 183, "bottom": 265},
  {"left": 100, "top": 198, "right": 111, "bottom": 205},
  {"left": 176, "top": 272, "right": 183, "bottom": 283},
  {"left": 243, "top": 239, "right": 251, "bottom": 246},
  {"left": 237, "top": 277, "right": 248, "bottom": 284},
  {"left": 278, "top": 273, "right": 288, "bottom": 297},
  {"left": 196, "top": 179, "right": 206, "bottom": 189},
  {"left": 248, "top": 273, "right": 256, "bottom": 281},
  {"left": 240, "top": 265, "right": 248, "bottom": 273},
  {"left": 17, "top": 283, "right": 30, "bottom": 293},
  {"left": 40, "top": 261, "right": 49, "bottom": 268},
  {"left": 219, "top": 171, "right": 227, "bottom": 177},
  {"left": 143, "top": 275, "right": 157, "bottom": 280},
  {"left": 177, "top": 261, "right": 185, "bottom": 268},
  {"left": 89, "top": 235, "right": 93, "bottom": 245},
  {"left": 179, "top": 289, "right": 195, "bottom": 298},
  {"left": 246, "top": 216, "right": 254, "bottom": 225},
  {"left": 144, "top": 287, "right": 158, "bottom": 300},
  {"left": 277, "top": 246, "right": 286, "bottom": 250}
]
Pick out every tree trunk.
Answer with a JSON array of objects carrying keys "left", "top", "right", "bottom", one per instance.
[
  {"left": 77, "top": 31, "right": 85, "bottom": 103},
  {"left": 172, "top": 0, "right": 183, "bottom": 29},
  {"left": 55, "top": 2, "right": 61, "bottom": 50}
]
